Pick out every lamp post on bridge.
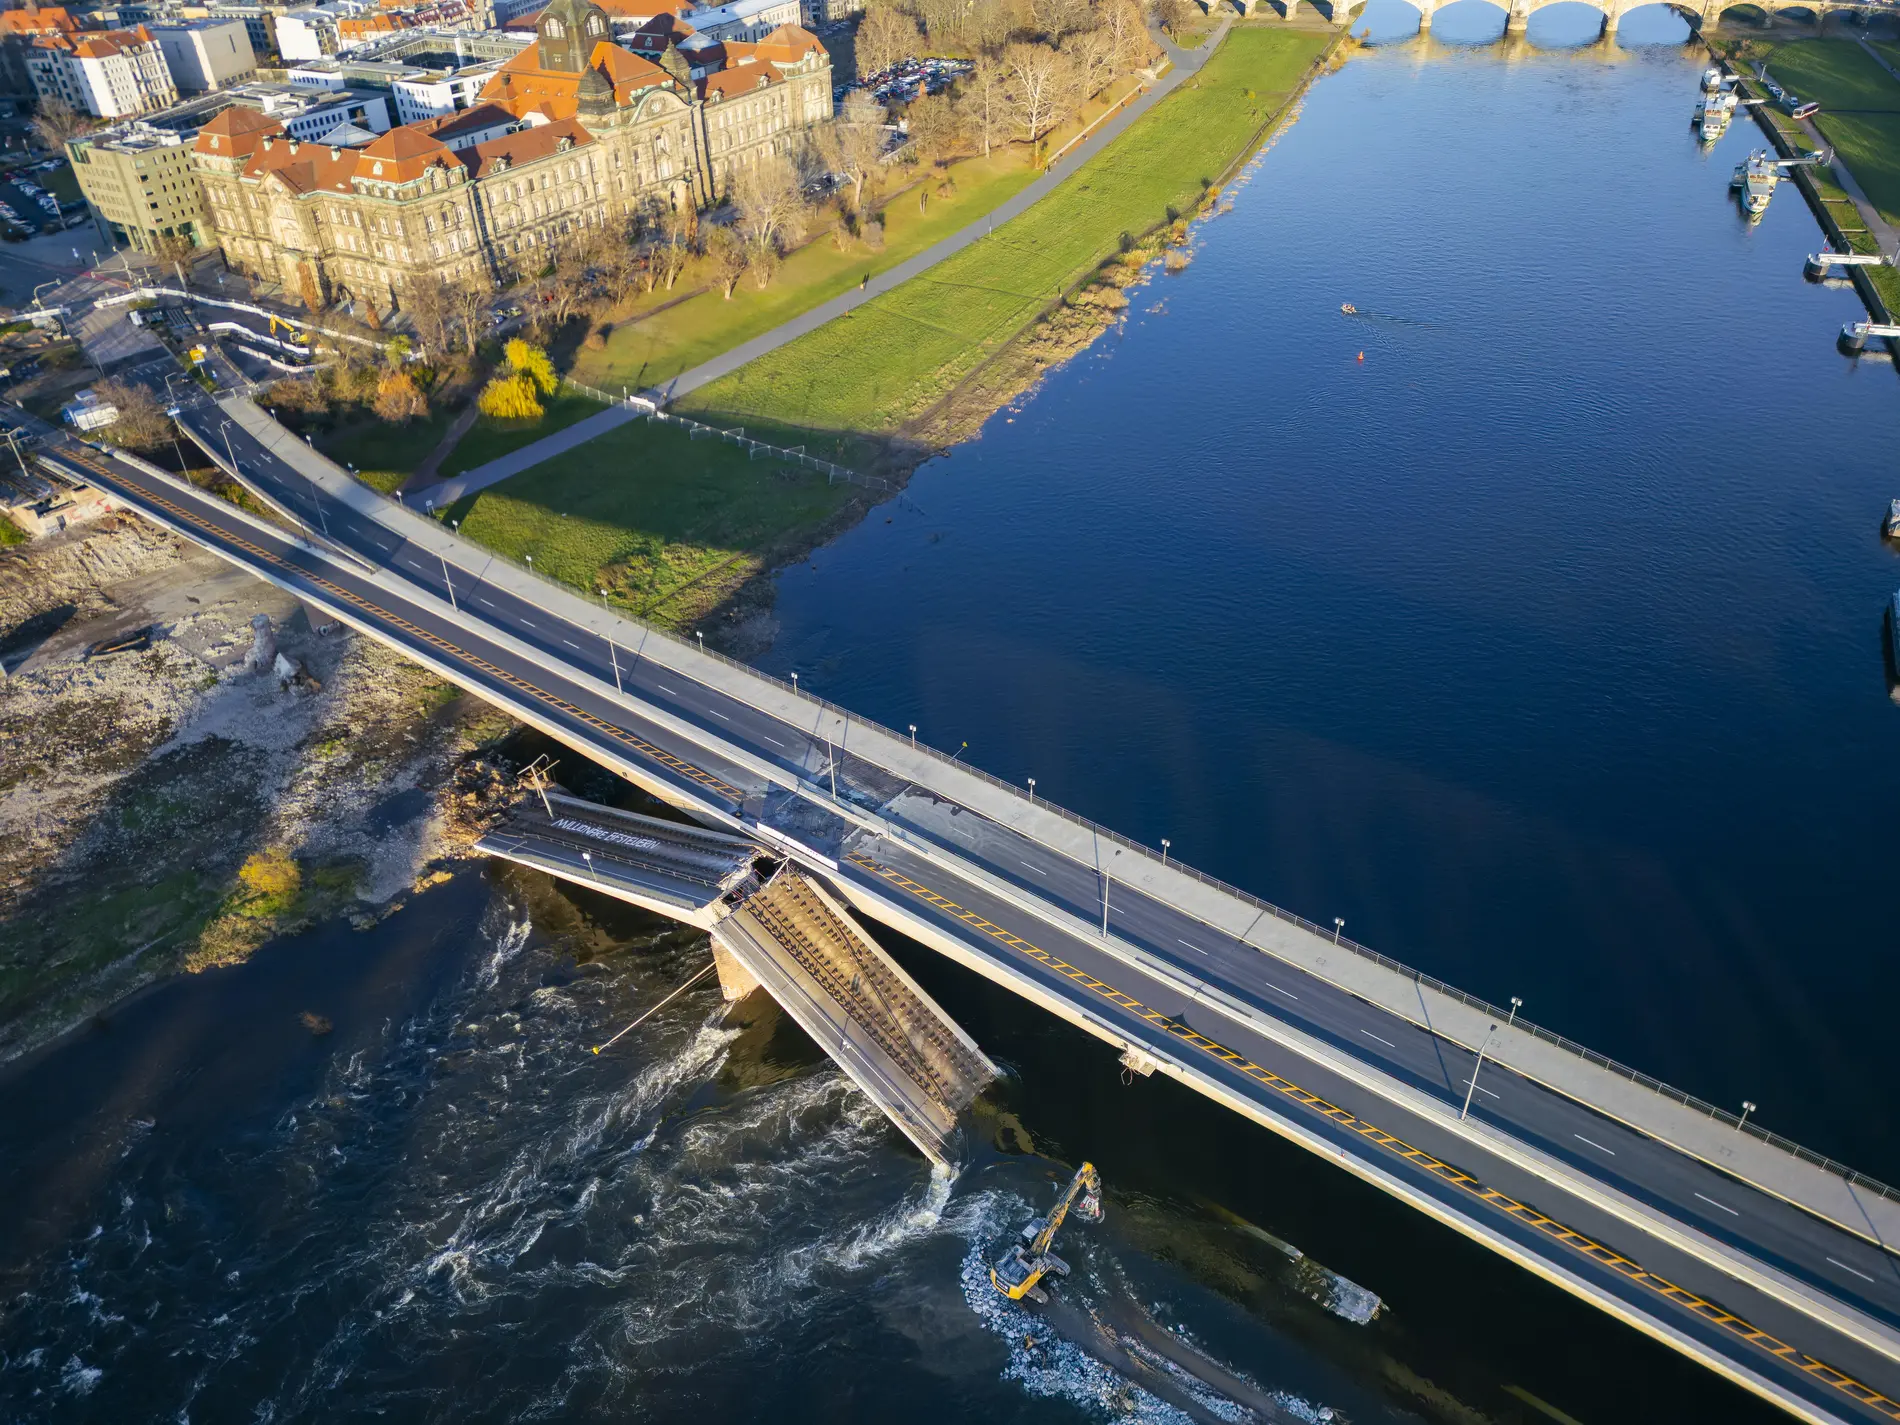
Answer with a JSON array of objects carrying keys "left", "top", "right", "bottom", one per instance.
[
  {"left": 581, "top": 849, "right": 601, "bottom": 885},
  {"left": 1461, "top": 1024, "right": 1499, "bottom": 1121},
  {"left": 1508, "top": 995, "right": 1523, "bottom": 1028},
  {"left": 1740, "top": 1100, "right": 1758, "bottom": 1130},
  {"left": 1026, "top": 777, "right": 1036, "bottom": 803},
  {"left": 1161, "top": 839, "right": 1171, "bottom": 867},
  {"left": 908, "top": 724, "right": 917, "bottom": 748},
  {"left": 1333, "top": 917, "right": 1345, "bottom": 944}
]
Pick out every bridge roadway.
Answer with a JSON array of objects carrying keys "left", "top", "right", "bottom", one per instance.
[{"left": 37, "top": 398, "right": 1900, "bottom": 1425}]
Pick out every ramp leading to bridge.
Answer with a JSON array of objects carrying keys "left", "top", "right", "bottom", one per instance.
[{"left": 476, "top": 792, "right": 763, "bottom": 929}]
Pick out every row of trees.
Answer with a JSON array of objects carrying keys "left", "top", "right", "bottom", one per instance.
[{"left": 856, "top": 0, "right": 1155, "bottom": 76}]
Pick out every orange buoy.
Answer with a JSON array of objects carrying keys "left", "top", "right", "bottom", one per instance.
[{"left": 1357, "top": 351, "right": 1364, "bottom": 361}]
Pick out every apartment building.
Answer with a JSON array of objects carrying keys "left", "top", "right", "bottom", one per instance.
[
  {"left": 27, "top": 23, "right": 178, "bottom": 118},
  {"left": 68, "top": 113, "right": 206, "bottom": 249}
]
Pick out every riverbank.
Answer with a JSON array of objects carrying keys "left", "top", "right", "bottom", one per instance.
[
  {"left": 437, "top": 23, "right": 1338, "bottom": 643},
  {"left": 0, "top": 517, "right": 517, "bottom": 1063},
  {"left": 1713, "top": 34, "right": 1900, "bottom": 317}
]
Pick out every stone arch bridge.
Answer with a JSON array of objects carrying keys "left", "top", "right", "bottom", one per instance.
[{"left": 1223, "top": 0, "right": 1892, "bottom": 36}]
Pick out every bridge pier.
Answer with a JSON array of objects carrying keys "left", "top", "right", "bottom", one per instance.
[
  {"left": 1504, "top": 4, "right": 1530, "bottom": 31},
  {"left": 1600, "top": 8, "right": 1618, "bottom": 33}
]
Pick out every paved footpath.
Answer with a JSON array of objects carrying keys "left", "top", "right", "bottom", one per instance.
[{"left": 422, "top": 19, "right": 1240, "bottom": 508}]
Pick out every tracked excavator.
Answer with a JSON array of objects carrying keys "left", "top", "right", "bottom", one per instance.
[{"left": 990, "top": 1162, "right": 1103, "bottom": 1303}]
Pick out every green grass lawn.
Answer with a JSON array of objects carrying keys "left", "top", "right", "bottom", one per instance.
[
  {"left": 442, "top": 416, "right": 858, "bottom": 625},
  {"left": 568, "top": 148, "right": 1039, "bottom": 395},
  {"left": 319, "top": 410, "right": 455, "bottom": 487},
  {"left": 679, "top": 25, "right": 1329, "bottom": 436},
  {"left": 444, "top": 387, "right": 606, "bottom": 476},
  {"left": 0, "top": 516, "right": 26, "bottom": 547},
  {"left": 1759, "top": 40, "right": 1900, "bottom": 229},
  {"left": 1811, "top": 112, "right": 1900, "bottom": 227},
  {"left": 1765, "top": 38, "right": 1900, "bottom": 112}
]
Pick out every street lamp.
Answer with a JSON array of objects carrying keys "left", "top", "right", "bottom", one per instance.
[
  {"left": 1739, "top": 1100, "right": 1758, "bottom": 1129},
  {"left": 1508, "top": 995, "right": 1523, "bottom": 1028},
  {"left": 695, "top": 630, "right": 704, "bottom": 653},
  {"left": 1333, "top": 917, "right": 1345, "bottom": 944},
  {"left": 1461, "top": 1024, "right": 1499, "bottom": 1121},
  {"left": 1026, "top": 777, "right": 1036, "bottom": 802},
  {"left": 790, "top": 671, "right": 799, "bottom": 692},
  {"left": 1161, "top": 838, "right": 1171, "bottom": 866},
  {"left": 908, "top": 724, "right": 917, "bottom": 747},
  {"left": 581, "top": 849, "right": 600, "bottom": 884}
]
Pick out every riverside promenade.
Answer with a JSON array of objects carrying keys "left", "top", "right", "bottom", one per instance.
[
  {"left": 419, "top": 19, "right": 1238, "bottom": 507},
  {"left": 33, "top": 381, "right": 1900, "bottom": 1424}
]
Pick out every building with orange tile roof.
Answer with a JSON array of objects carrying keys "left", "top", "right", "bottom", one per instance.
[
  {"left": 26, "top": 22, "right": 177, "bottom": 117},
  {"left": 184, "top": 0, "right": 827, "bottom": 316}
]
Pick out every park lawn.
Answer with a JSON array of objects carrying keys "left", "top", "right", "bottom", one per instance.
[
  {"left": 442, "top": 387, "right": 606, "bottom": 476},
  {"left": 679, "top": 25, "right": 1329, "bottom": 436},
  {"left": 1764, "top": 39, "right": 1900, "bottom": 113},
  {"left": 320, "top": 409, "right": 456, "bottom": 488},
  {"left": 442, "top": 416, "right": 858, "bottom": 625},
  {"left": 1813, "top": 112, "right": 1900, "bottom": 227},
  {"left": 568, "top": 147, "right": 1039, "bottom": 395},
  {"left": 0, "top": 516, "right": 26, "bottom": 546}
]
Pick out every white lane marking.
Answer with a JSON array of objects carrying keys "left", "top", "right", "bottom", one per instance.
[
  {"left": 1360, "top": 1029, "right": 1396, "bottom": 1048},
  {"left": 764, "top": 736, "right": 786, "bottom": 747},
  {"left": 657, "top": 684, "right": 677, "bottom": 695},
  {"left": 1177, "top": 938, "right": 1206, "bottom": 955},
  {"left": 1694, "top": 1192, "right": 1739, "bottom": 1217},
  {"left": 404, "top": 558, "right": 427, "bottom": 571},
  {"left": 520, "top": 618, "right": 536, "bottom": 628},
  {"left": 1462, "top": 1078, "right": 1499, "bottom": 1100},
  {"left": 1021, "top": 861, "right": 1048, "bottom": 875},
  {"left": 1574, "top": 1134, "right": 1616, "bottom": 1156},
  {"left": 709, "top": 709, "right": 729, "bottom": 720},
  {"left": 1828, "top": 1256, "right": 1878, "bottom": 1284},
  {"left": 1263, "top": 981, "right": 1299, "bottom": 1000},
  {"left": 563, "top": 639, "right": 580, "bottom": 649},
  {"left": 479, "top": 597, "right": 496, "bottom": 607}
]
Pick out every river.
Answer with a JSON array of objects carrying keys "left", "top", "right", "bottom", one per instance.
[{"left": 4, "top": 11, "right": 1895, "bottom": 1424}]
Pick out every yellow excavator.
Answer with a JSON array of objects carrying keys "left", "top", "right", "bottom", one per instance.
[{"left": 990, "top": 1162, "right": 1103, "bottom": 1303}]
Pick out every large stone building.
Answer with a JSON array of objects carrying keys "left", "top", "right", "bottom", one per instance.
[{"left": 188, "top": 0, "right": 829, "bottom": 312}]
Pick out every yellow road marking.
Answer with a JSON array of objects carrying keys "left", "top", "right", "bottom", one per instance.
[
  {"left": 846, "top": 849, "right": 1900, "bottom": 1422},
  {"left": 83, "top": 458, "right": 747, "bottom": 805}
]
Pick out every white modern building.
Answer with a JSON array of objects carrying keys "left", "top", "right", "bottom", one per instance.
[
  {"left": 681, "top": 0, "right": 801, "bottom": 43},
  {"left": 390, "top": 57, "right": 504, "bottom": 120},
  {"left": 149, "top": 17, "right": 257, "bottom": 92},
  {"left": 26, "top": 25, "right": 179, "bottom": 119}
]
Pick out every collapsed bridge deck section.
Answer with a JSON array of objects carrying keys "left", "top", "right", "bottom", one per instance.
[
  {"left": 477, "top": 793, "right": 995, "bottom": 1167},
  {"left": 712, "top": 869, "right": 998, "bottom": 1167}
]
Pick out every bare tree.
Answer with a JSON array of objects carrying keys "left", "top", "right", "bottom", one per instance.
[
  {"left": 905, "top": 89, "right": 961, "bottom": 165},
  {"left": 1029, "top": 0, "right": 1090, "bottom": 39},
  {"left": 90, "top": 379, "right": 172, "bottom": 452},
  {"left": 731, "top": 154, "right": 808, "bottom": 255},
  {"left": 538, "top": 227, "right": 600, "bottom": 334},
  {"left": 1102, "top": 0, "right": 1153, "bottom": 71},
  {"left": 404, "top": 274, "right": 455, "bottom": 357},
  {"left": 650, "top": 205, "right": 693, "bottom": 291},
  {"left": 706, "top": 227, "right": 749, "bottom": 298},
  {"left": 1068, "top": 25, "right": 1118, "bottom": 105},
  {"left": 449, "top": 272, "right": 494, "bottom": 356},
  {"left": 1001, "top": 42, "right": 1077, "bottom": 149},
  {"left": 30, "top": 99, "right": 91, "bottom": 153},
  {"left": 959, "top": 57, "right": 1011, "bottom": 158},
  {"left": 855, "top": 5, "right": 918, "bottom": 79},
  {"left": 820, "top": 90, "right": 887, "bottom": 217}
]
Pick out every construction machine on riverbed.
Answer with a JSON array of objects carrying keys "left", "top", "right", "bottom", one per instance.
[{"left": 990, "top": 1162, "right": 1103, "bottom": 1303}]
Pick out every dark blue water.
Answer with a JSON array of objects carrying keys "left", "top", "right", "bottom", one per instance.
[
  {"left": 766, "top": 5, "right": 1900, "bottom": 1184},
  {"left": 4, "top": 13, "right": 1891, "bottom": 1425}
]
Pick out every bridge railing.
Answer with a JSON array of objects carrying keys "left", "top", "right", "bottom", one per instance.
[{"left": 217, "top": 394, "right": 1900, "bottom": 1209}]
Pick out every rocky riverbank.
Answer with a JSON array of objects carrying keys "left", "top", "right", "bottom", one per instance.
[{"left": 0, "top": 515, "right": 519, "bottom": 1064}]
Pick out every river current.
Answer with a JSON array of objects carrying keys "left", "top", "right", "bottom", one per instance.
[{"left": 5, "top": 11, "right": 1895, "bottom": 1424}]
